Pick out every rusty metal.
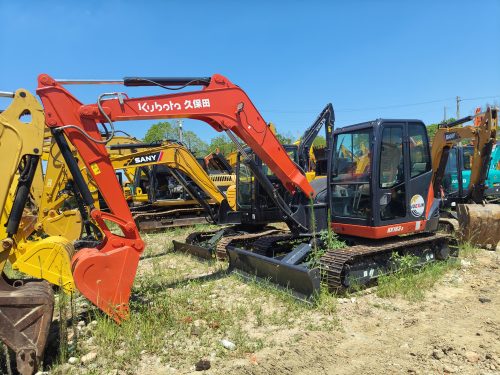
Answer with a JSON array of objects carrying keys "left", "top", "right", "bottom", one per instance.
[
  {"left": 0, "top": 275, "right": 54, "bottom": 375},
  {"left": 456, "top": 203, "right": 500, "bottom": 250}
]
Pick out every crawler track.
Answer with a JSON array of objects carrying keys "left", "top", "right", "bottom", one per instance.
[
  {"left": 319, "top": 232, "right": 452, "bottom": 290},
  {"left": 133, "top": 207, "right": 210, "bottom": 231}
]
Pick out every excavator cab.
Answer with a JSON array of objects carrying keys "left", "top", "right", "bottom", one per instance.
[
  {"left": 328, "top": 119, "right": 437, "bottom": 238},
  {"left": 224, "top": 117, "right": 449, "bottom": 298}
]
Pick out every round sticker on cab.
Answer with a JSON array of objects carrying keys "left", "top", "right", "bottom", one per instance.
[{"left": 410, "top": 194, "right": 425, "bottom": 217}]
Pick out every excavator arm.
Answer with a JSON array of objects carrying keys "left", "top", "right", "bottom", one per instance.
[
  {"left": 432, "top": 107, "right": 498, "bottom": 202},
  {"left": 297, "top": 103, "right": 334, "bottom": 171},
  {"left": 38, "top": 74, "right": 314, "bottom": 196},
  {"left": 431, "top": 107, "right": 499, "bottom": 249},
  {"left": 36, "top": 73, "right": 313, "bottom": 321}
]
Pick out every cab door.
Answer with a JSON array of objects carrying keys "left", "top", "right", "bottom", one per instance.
[
  {"left": 375, "top": 123, "right": 409, "bottom": 226},
  {"left": 405, "top": 122, "right": 432, "bottom": 224}
]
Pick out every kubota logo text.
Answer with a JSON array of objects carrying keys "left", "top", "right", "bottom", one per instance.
[{"left": 137, "top": 98, "right": 211, "bottom": 113}]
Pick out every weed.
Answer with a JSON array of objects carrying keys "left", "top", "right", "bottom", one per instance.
[
  {"left": 377, "top": 253, "right": 458, "bottom": 301},
  {"left": 310, "top": 212, "right": 345, "bottom": 268},
  {"left": 48, "top": 228, "right": 340, "bottom": 373},
  {"left": 458, "top": 241, "right": 479, "bottom": 259}
]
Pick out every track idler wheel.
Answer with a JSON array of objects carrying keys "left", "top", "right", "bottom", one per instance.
[
  {"left": 0, "top": 275, "right": 54, "bottom": 375},
  {"left": 434, "top": 242, "right": 450, "bottom": 260}
]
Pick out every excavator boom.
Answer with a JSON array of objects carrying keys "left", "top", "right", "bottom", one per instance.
[
  {"left": 41, "top": 74, "right": 314, "bottom": 197},
  {"left": 36, "top": 73, "right": 314, "bottom": 321}
]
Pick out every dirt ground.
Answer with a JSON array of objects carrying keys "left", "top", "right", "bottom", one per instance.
[
  {"left": 202, "top": 249, "right": 500, "bottom": 375},
  {"left": 42, "top": 229, "right": 499, "bottom": 375}
]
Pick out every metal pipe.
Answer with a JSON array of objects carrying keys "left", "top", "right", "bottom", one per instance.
[
  {"left": 55, "top": 79, "right": 124, "bottom": 85},
  {"left": 123, "top": 77, "right": 211, "bottom": 87},
  {"left": 0, "top": 91, "right": 14, "bottom": 98},
  {"left": 55, "top": 77, "right": 212, "bottom": 87},
  {"left": 440, "top": 111, "right": 486, "bottom": 128},
  {"left": 108, "top": 142, "right": 164, "bottom": 150},
  {"left": 225, "top": 130, "right": 249, "bottom": 159}
]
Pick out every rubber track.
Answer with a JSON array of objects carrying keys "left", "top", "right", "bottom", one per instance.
[
  {"left": 215, "top": 229, "right": 283, "bottom": 260},
  {"left": 319, "top": 232, "right": 451, "bottom": 290},
  {"left": 133, "top": 207, "right": 209, "bottom": 231},
  {"left": 251, "top": 233, "right": 295, "bottom": 256}
]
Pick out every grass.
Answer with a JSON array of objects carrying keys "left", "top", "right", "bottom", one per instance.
[
  {"left": 376, "top": 241, "right": 479, "bottom": 302},
  {"left": 8, "top": 222, "right": 478, "bottom": 374},
  {"left": 377, "top": 257, "right": 459, "bottom": 301},
  {"left": 46, "top": 225, "right": 337, "bottom": 374}
]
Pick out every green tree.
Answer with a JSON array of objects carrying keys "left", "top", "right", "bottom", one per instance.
[
  {"left": 143, "top": 121, "right": 177, "bottom": 143},
  {"left": 143, "top": 121, "right": 208, "bottom": 154},
  {"left": 183, "top": 130, "right": 208, "bottom": 155},
  {"left": 312, "top": 135, "right": 326, "bottom": 148},
  {"left": 275, "top": 131, "right": 294, "bottom": 145},
  {"left": 208, "top": 134, "right": 236, "bottom": 155}
]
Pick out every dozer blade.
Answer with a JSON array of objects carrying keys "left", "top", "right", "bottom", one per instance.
[
  {"left": 456, "top": 203, "right": 500, "bottom": 250},
  {"left": 71, "top": 245, "right": 140, "bottom": 323},
  {"left": 0, "top": 275, "right": 54, "bottom": 375},
  {"left": 172, "top": 240, "right": 214, "bottom": 260},
  {"left": 10, "top": 236, "right": 75, "bottom": 293},
  {"left": 226, "top": 246, "right": 321, "bottom": 301}
]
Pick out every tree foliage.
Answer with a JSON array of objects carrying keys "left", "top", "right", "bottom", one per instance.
[
  {"left": 313, "top": 135, "right": 327, "bottom": 148},
  {"left": 275, "top": 131, "right": 294, "bottom": 145},
  {"left": 143, "top": 121, "right": 208, "bottom": 155},
  {"left": 182, "top": 130, "right": 209, "bottom": 155},
  {"left": 427, "top": 118, "right": 456, "bottom": 143},
  {"left": 144, "top": 121, "right": 177, "bottom": 143},
  {"left": 208, "top": 134, "right": 236, "bottom": 155}
]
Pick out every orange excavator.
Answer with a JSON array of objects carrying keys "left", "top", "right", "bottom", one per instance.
[
  {"left": 36, "top": 73, "right": 466, "bottom": 317},
  {"left": 36, "top": 74, "right": 315, "bottom": 322}
]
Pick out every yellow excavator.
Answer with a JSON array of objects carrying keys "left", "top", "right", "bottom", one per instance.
[
  {"left": 107, "top": 139, "right": 234, "bottom": 231},
  {"left": 431, "top": 107, "right": 499, "bottom": 248},
  {"left": 0, "top": 89, "right": 74, "bottom": 375}
]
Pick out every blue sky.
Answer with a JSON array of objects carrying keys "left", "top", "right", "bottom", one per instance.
[{"left": 1, "top": 0, "right": 499, "bottom": 143}]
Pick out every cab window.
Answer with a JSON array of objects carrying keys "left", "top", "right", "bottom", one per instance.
[
  {"left": 379, "top": 127, "right": 404, "bottom": 188},
  {"left": 408, "top": 123, "right": 431, "bottom": 178},
  {"left": 330, "top": 129, "right": 372, "bottom": 219}
]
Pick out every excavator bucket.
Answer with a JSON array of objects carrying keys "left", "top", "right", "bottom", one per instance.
[
  {"left": 226, "top": 245, "right": 321, "bottom": 301},
  {"left": 71, "top": 245, "right": 141, "bottom": 323},
  {"left": 9, "top": 236, "right": 75, "bottom": 293},
  {"left": 456, "top": 203, "right": 500, "bottom": 250},
  {"left": 0, "top": 275, "right": 54, "bottom": 375}
]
